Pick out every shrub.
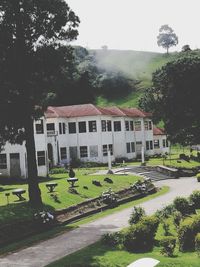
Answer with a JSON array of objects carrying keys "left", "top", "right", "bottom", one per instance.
[
  {"left": 69, "top": 168, "right": 75, "bottom": 178},
  {"left": 155, "top": 204, "right": 175, "bottom": 219},
  {"left": 196, "top": 173, "right": 200, "bottom": 182},
  {"left": 160, "top": 236, "right": 176, "bottom": 257},
  {"left": 104, "top": 177, "right": 113, "bottom": 184},
  {"left": 178, "top": 215, "right": 200, "bottom": 251},
  {"left": 163, "top": 222, "right": 170, "bottom": 236},
  {"left": 129, "top": 206, "right": 146, "bottom": 225},
  {"left": 102, "top": 232, "right": 124, "bottom": 246},
  {"left": 189, "top": 191, "right": 200, "bottom": 209},
  {"left": 50, "top": 167, "right": 66, "bottom": 174},
  {"left": 173, "top": 211, "right": 182, "bottom": 228},
  {"left": 92, "top": 180, "right": 102, "bottom": 186},
  {"left": 102, "top": 188, "right": 117, "bottom": 206},
  {"left": 83, "top": 186, "right": 88, "bottom": 190},
  {"left": 195, "top": 233, "right": 200, "bottom": 256},
  {"left": 124, "top": 215, "right": 159, "bottom": 252},
  {"left": 173, "top": 197, "right": 191, "bottom": 215},
  {"left": 179, "top": 153, "right": 190, "bottom": 162}
]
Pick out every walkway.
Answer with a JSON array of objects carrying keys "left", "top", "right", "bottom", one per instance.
[{"left": 0, "top": 177, "right": 199, "bottom": 267}]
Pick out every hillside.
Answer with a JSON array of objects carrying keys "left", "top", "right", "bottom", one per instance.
[{"left": 91, "top": 49, "right": 177, "bottom": 107}]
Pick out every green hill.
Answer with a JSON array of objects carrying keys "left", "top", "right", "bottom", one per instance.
[{"left": 91, "top": 49, "right": 178, "bottom": 107}]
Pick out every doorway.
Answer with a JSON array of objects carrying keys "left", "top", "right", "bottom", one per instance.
[{"left": 10, "top": 153, "right": 21, "bottom": 177}]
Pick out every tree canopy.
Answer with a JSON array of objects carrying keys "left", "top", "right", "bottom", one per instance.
[
  {"left": 157, "top": 24, "right": 178, "bottom": 54},
  {"left": 0, "top": 0, "right": 80, "bottom": 207},
  {"left": 139, "top": 54, "right": 200, "bottom": 145}
]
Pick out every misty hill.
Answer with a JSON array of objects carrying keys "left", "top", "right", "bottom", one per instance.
[{"left": 91, "top": 49, "right": 177, "bottom": 107}]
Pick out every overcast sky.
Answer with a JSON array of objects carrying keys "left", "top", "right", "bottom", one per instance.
[{"left": 66, "top": 0, "right": 200, "bottom": 52}]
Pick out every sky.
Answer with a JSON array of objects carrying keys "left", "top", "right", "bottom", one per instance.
[{"left": 66, "top": 0, "right": 200, "bottom": 52}]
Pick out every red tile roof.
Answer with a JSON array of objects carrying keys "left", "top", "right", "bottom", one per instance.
[
  {"left": 153, "top": 126, "right": 165, "bottom": 135},
  {"left": 45, "top": 104, "right": 151, "bottom": 119}
]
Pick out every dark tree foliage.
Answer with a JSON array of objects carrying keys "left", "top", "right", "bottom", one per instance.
[
  {"left": 182, "top": 45, "right": 192, "bottom": 52},
  {"left": 139, "top": 54, "right": 200, "bottom": 145},
  {"left": 0, "top": 0, "right": 79, "bottom": 207},
  {"left": 157, "top": 25, "right": 178, "bottom": 54}
]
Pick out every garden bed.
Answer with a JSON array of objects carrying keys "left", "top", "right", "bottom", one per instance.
[{"left": 0, "top": 183, "right": 156, "bottom": 247}]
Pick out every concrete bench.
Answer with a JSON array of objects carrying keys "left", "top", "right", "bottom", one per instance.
[
  {"left": 46, "top": 182, "right": 58, "bottom": 193},
  {"left": 12, "top": 188, "right": 26, "bottom": 201}
]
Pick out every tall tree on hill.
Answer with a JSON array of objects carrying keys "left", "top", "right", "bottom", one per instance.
[
  {"left": 139, "top": 55, "right": 200, "bottom": 145},
  {"left": 0, "top": 0, "right": 79, "bottom": 207},
  {"left": 157, "top": 25, "right": 178, "bottom": 54}
]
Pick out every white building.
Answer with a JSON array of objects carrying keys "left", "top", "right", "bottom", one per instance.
[
  {"left": 45, "top": 104, "right": 169, "bottom": 165},
  {"left": 0, "top": 104, "right": 169, "bottom": 178}
]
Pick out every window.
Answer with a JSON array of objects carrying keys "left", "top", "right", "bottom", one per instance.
[
  {"left": 79, "top": 121, "right": 86, "bottom": 133},
  {"left": 35, "top": 120, "right": 44, "bottom": 134},
  {"left": 145, "top": 121, "right": 152, "bottom": 130},
  {"left": 101, "top": 120, "right": 112, "bottom": 132},
  {"left": 126, "top": 143, "right": 131, "bottom": 153},
  {"left": 80, "top": 146, "right": 88, "bottom": 158},
  {"left": 68, "top": 122, "right": 76, "bottom": 134},
  {"left": 125, "top": 121, "right": 129, "bottom": 131},
  {"left": 163, "top": 139, "right": 166, "bottom": 148},
  {"left": 130, "top": 121, "right": 134, "bottom": 131},
  {"left": 37, "top": 151, "right": 46, "bottom": 166},
  {"left": 135, "top": 121, "right": 141, "bottom": 131},
  {"left": 107, "top": 120, "right": 112, "bottom": 131},
  {"left": 146, "top": 140, "right": 153, "bottom": 150},
  {"left": 46, "top": 123, "right": 55, "bottom": 135},
  {"left": 60, "top": 147, "right": 67, "bottom": 160},
  {"left": 59, "top": 123, "right": 66, "bottom": 134},
  {"left": 126, "top": 142, "right": 135, "bottom": 153},
  {"left": 0, "top": 154, "right": 7, "bottom": 169},
  {"left": 166, "top": 140, "right": 169, "bottom": 147},
  {"left": 114, "top": 121, "right": 121, "bottom": 131},
  {"left": 90, "top": 146, "right": 98, "bottom": 157},
  {"left": 103, "top": 144, "right": 113, "bottom": 156},
  {"left": 154, "top": 139, "right": 160, "bottom": 149},
  {"left": 89, "top": 121, "right": 97, "bottom": 132}
]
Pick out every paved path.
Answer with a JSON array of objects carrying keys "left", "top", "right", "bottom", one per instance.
[{"left": 0, "top": 177, "right": 199, "bottom": 267}]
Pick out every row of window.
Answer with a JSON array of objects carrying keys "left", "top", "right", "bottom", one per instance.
[
  {"left": 146, "top": 139, "right": 169, "bottom": 150},
  {"left": 36, "top": 120, "right": 153, "bottom": 135}
]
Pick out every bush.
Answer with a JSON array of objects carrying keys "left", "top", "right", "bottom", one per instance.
[
  {"left": 155, "top": 204, "right": 175, "bottom": 219},
  {"left": 173, "top": 211, "right": 182, "bottom": 228},
  {"left": 124, "top": 215, "right": 159, "bottom": 252},
  {"left": 163, "top": 222, "right": 170, "bottom": 236},
  {"left": 178, "top": 215, "right": 200, "bottom": 251},
  {"left": 50, "top": 167, "right": 66, "bottom": 174},
  {"left": 196, "top": 173, "right": 200, "bottom": 182},
  {"left": 69, "top": 168, "right": 75, "bottom": 178},
  {"left": 102, "top": 232, "right": 124, "bottom": 247},
  {"left": 129, "top": 206, "right": 146, "bottom": 225},
  {"left": 189, "top": 191, "right": 200, "bottom": 209},
  {"left": 102, "top": 188, "right": 117, "bottom": 206},
  {"left": 195, "top": 233, "right": 200, "bottom": 256},
  {"left": 179, "top": 153, "right": 190, "bottom": 162},
  {"left": 160, "top": 236, "right": 176, "bottom": 257},
  {"left": 104, "top": 177, "right": 113, "bottom": 184},
  {"left": 92, "top": 180, "right": 102, "bottom": 186},
  {"left": 173, "top": 197, "right": 191, "bottom": 215}
]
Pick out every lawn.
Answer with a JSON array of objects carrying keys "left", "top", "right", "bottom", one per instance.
[{"left": 0, "top": 170, "right": 140, "bottom": 224}]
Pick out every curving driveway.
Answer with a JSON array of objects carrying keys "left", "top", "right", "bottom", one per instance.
[{"left": 0, "top": 177, "right": 199, "bottom": 267}]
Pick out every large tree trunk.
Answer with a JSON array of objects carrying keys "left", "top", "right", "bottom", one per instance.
[{"left": 25, "top": 116, "right": 43, "bottom": 208}]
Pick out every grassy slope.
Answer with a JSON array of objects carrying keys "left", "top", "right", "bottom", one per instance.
[
  {"left": 92, "top": 49, "right": 177, "bottom": 107},
  {"left": 0, "top": 170, "right": 140, "bottom": 224}
]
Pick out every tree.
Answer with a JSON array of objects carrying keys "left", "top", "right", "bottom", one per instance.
[
  {"left": 157, "top": 25, "right": 178, "bottom": 54},
  {"left": 139, "top": 55, "right": 200, "bottom": 145},
  {"left": 182, "top": 45, "right": 191, "bottom": 52},
  {"left": 0, "top": 0, "right": 79, "bottom": 207}
]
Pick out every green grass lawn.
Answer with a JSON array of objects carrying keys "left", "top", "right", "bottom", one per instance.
[{"left": 0, "top": 170, "right": 140, "bottom": 224}]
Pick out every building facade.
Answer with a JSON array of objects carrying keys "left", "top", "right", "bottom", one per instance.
[{"left": 0, "top": 104, "right": 169, "bottom": 178}]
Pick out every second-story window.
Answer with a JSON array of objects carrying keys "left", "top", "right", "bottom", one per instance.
[
  {"left": 46, "top": 123, "right": 55, "bottom": 135},
  {"left": 130, "top": 121, "right": 134, "bottom": 131},
  {"left": 135, "top": 121, "right": 141, "bottom": 131},
  {"left": 89, "top": 121, "right": 97, "bottom": 132},
  {"left": 114, "top": 121, "right": 121, "bottom": 132},
  {"left": 35, "top": 120, "right": 44, "bottom": 134},
  {"left": 68, "top": 122, "right": 76, "bottom": 134},
  {"left": 145, "top": 121, "right": 152, "bottom": 130},
  {"left": 59, "top": 123, "right": 66, "bottom": 134},
  {"left": 79, "top": 121, "right": 86, "bottom": 133},
  {"left": 101, "top": 120, "right": 106, "bottom": 132},
  {"left": 125, "top": 121, "right": 129, "bottom": 131}
]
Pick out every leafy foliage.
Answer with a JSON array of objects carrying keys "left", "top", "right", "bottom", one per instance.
[
  {"left": 129, "top": 206, "right": 146, "bottom": 225},
  {"left": 160, "top": 236, "right": 176, "bottom": 257},
  {"left": 157, "top": 24, "right": 178, "bottom": 53}
]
